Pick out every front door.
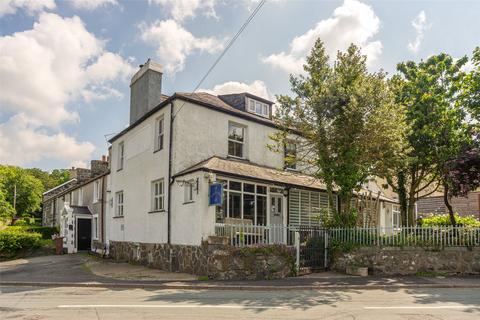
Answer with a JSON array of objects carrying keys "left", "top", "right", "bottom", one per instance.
[
  {"left": 77, "top": 218, "right": 91, "bottom": 251},
  {"left": 269, "top": 195, "right": 284, "bottom": 243},
  {"left": 270, "top": 195, "right": 283, "bottom": 226}
]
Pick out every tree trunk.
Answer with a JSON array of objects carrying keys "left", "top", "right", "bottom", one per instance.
[
  {"left": 397, "top": 171, "right": 408, "bottom": 226},
  {"left": 406, "top": 188, "right": 417, "bottom": 226},
  {"left": 443, "top": 183, "right": 456, "bottom": 226}
]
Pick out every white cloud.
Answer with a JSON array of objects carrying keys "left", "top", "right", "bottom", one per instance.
[
  {"left": 200, "top": 80, "right": 271, "bottom": 100},
  {"left": 408, "top": 10, "right": 429, "bottom": 54},
  {"left": 262, "top": 0, "right": 382, "bottom": 74},
  {"left": 0, "top": 13, "right": 133, "bottom": 166},
  {"left": 0, "top": 0, "right": 55, "bottom": 16},
  {"left": 70, "top": 0, "right": 118, "bottom": 10},
  {"left": 0, "top": 114, "right": 95, "bottom": 166},
  {"left": 149, "top": 0, "right": 218, "bottom": 22},
  {"left": 140, "top": 19, "right": 223, "bottom": 74}
]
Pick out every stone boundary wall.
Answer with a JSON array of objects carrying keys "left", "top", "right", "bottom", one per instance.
[
  {"left": 109, "top": 240, "right": 295, "bottom": 280},
  {"left": 331, "top": 246, "right": 480, "bottom": 275}
]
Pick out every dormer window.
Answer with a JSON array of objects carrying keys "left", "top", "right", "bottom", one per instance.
[{"left": 246, "top": 97, "right": 269, "bottom": 118}]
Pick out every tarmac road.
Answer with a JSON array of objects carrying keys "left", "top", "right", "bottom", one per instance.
[{"left": 1, "top": 285, "right": 479, "bottom": 320}]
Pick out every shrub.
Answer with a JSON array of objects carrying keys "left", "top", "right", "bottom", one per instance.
[
  {"left": 420, "top": 213, "right": 480, "bottom": 227},
  {"left": 13, "top": 219, "right": 29, "bottom": 226},
  {"left": 5, "top": 226, "right": 58, "bottom": 239},
  {"left": 0, "top": 228, "right": 42, "bottom": 257}
]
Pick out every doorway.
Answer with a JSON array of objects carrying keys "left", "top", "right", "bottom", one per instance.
[{"left": 77, "top": 218, "right": 91, "bottom": 251}]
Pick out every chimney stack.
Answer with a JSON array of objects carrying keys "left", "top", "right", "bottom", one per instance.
[{"left": 129, "top": 59, "right": 163, "bottom": 124}]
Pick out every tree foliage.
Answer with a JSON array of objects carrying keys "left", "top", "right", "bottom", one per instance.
[
  {"left": 271, "top": 40, "right": 407, "bottom": 219},
  {"left": 390, "top": 53, "right": 472, "bottom": 225},
  {"left": 26, "top": 168, "right": 70, "bottom": 191},
  {"left": 0, "top": 166, "right": 44, "bottom": 218},
  {"left": 444, "top": 146, "right": 480, "bottom": 198}
]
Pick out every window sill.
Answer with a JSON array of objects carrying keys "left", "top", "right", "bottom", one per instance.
[
  {"left": 113, "top": 215, "right": 124, "bottom": 219},
  {"left": 183, "top": 201, "right": 195, "bottom": 205},
  {"left": 227, "top": 155, "right": 248, "bottom": 161},
  {"left": 148, "top": 209, "right": 165, "bottom": 214},
  {"left": 116, "top": 168, "right": 123, "bottom": 172},
  {"left": 153, "top": 148, "right": 164, "bottom": 154}
]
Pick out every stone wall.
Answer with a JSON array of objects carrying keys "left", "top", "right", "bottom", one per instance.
[
  {"left": 109, "top": 239, "right": 295, "bottom": 280},
  {"left": 331, "top": 246, "right": 480, "bottom": 275}
]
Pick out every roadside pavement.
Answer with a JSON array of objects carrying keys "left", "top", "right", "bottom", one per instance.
[{"left": 1, "top": 254, "right": 480, "bottom": 291}]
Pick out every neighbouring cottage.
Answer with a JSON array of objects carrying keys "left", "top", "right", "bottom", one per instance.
[
  {"left": 416, "top": 191, "right": 480, "bottom": 219},
  {"left": 42, "top": 158, "right": 109, "bottom": 253}
]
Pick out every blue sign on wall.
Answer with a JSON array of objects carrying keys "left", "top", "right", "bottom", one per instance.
[{"left": 209, "top": 183, "right": 223, "bottom": 206}]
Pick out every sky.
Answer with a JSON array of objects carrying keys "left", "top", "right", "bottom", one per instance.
[{"left": 0, "top": 0, "right": 479, "bottom": 171}]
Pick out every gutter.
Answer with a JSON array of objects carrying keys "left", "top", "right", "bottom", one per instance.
[{"left": 167, "top": 101, "right": 174, "bottom": 244}]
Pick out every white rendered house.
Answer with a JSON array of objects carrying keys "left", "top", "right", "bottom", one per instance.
[{"left": 105, "top": 60, "right": 398, "bottom": 246}]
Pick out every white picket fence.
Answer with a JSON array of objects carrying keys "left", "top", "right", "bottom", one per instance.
[
  {"left": 215, "top": 224, "right": 480, "bottom": 248},
  {"left": 214, "top": 223, "right": 296, "bottom": 247},
  {"left": 329, "top": 226, "right": 480, "bottom": 247}
]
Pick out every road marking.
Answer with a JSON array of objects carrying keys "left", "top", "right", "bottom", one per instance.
[
  {"left": 58, "top": 305, "right": 284, "bottom": 309},
  {"left": 365, "top": 305, "right": 479, "bottom": 310}
]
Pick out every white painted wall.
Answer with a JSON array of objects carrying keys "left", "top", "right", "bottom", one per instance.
[
  {"left": 106, "top": 98, "right": 316, "bottom": 246},
  {"left": 170, "top": 171, "right": 216, "bottom": 245},
  {"left": 171, "top": 100, "right": 286, "bottom": 174},
  {"left": 106, "top": 104, "right": 170, "bottom": 244}
]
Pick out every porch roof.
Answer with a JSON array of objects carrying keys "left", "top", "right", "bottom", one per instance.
[
  {"left": 174, "top": 156, "right": 328, "bottom": 191},
  {"left": 70, "top": 205, "right": 92, "bottom": 216}
]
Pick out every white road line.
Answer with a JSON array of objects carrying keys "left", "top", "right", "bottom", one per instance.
[
  {"left": 365, "top": 305, "right": 479, "bottom": 310},
  {"left": 58, "top": 305, "right": 284, "bottom": 309}
]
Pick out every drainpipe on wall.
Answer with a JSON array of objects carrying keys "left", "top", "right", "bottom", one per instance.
[{"left": 167, "top": 101, "right": 174, "bottom": 244}]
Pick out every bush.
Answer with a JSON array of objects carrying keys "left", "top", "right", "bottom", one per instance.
[
  {"left": 420, "top": 213, "right": 480, "bottom": 227},
  {"left": 0, "top": 228, "right": 42, "bottom": 257},
  {"left": 13, "top": 219, "right": 29, "bottom": 226},
  {"left": 6, "top": 226, "right": 58, "bottom": 239}
]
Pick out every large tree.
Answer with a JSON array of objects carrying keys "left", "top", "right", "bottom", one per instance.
[
  {"left": 26, "top": 168, "right": 70, "bottom": 191},
  {"left": 0, "top": 166, "right": 44, "bottom": 219},
  {"left": 272, "top": 40, "right": 407, "bottom": 224},
  {"left": 391, "top": 53, "right": 472, "bottom": 225}
]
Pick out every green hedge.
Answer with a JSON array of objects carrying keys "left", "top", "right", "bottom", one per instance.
[
  {"left": 7, "top": 226, "right": 58, "bottom": 239},
  {"left": 420, "top": 214, "right": 480, "bottom": 227},
  {"left": 0, "top": 229, "right": 42, "bottom": 257}
]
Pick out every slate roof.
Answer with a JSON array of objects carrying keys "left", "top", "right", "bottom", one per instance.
[
  {"left": 174, "top": 156, "right": 398, "bottom": 203},
  {"left": 70, "top": 205, "right": 92, "bottom": 216},
  {"left": 174, "top": 156, "right": 327, "bottom": 191},
  {"left": 109, "top": 91, "right": 293, "bottom": 143}
]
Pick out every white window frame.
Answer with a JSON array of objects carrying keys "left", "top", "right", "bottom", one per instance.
[
  {"left": 115, "top": 191, "right": 124, "bottom": 217},
  {"left": 118, "top": 142, "right": 124, "bottom": 171},
  {"left": 93, "top": 180, "right": 101, "bottom": 203},
  {"left": 184, "top": 180, "right": 194, "bottom": 203},
  {"left": 215, "top": 178, "right": 268, "bottom": 225},
  {"left": 284, "top": 141, "right": 297, "bottom": 170},
  {"left": 246, "top": 97, "right": 269, "bottom": 118},
  {"left": 392, "top": 205, "right": 401, "bottom": 229},
  {"left": 228, "top": 122, "right": 246, "bottom": 159},
  {"left": 151, "top": 179, "right": 165, "bottom": 212},
  {"left": 154, "top": 116, "right": 164, "bottom": 152}
]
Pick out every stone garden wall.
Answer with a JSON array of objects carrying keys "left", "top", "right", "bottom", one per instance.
[
  {"left": 331, "top": 246, "right": 480, "bottom": 275},
  {"left": 109, "top": 239, "right": 295, "bottom": 280}
]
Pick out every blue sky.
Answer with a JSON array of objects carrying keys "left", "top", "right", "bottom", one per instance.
[{"left": 0, "top": 0, "right": 479, "bottom": 171}]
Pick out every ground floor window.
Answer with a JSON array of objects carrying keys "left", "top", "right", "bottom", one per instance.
[
  {"left": 215, "top": 178, "right": 267, "bottom": 225},
  {"left": 392, "top": 205, "right": 401, "bottom": 228},
  {"left": 289, "top": 189, "right": 337, "bottom": 226}
]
